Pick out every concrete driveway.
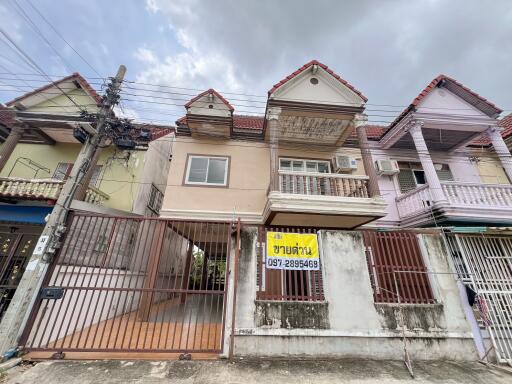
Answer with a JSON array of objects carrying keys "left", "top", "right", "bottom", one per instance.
[{"left": 3, "top": 359, "right": 512, "bottom": 384}]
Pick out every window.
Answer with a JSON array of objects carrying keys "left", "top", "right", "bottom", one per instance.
[
  {"left": 397, "top": 162, "right": 453, "bottom": 193},
  {"left": 53, "top": 162, "right": 102, "bottom": 187},
  {"left": 147, "top": 184, "right": 164, "bottom": 215},
  {"left": 185, "top": 155, "right": 229, "bottom": 186},
  {"left": 53, "top": 162, "right": 73, "bottom": 180},
  {"left": 279, "top": 158, "right": 330, "bottom": 173}
]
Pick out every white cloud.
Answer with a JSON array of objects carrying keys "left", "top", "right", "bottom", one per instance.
[{"left": 138, "top": 0, "right": 512, "bottom": 120}]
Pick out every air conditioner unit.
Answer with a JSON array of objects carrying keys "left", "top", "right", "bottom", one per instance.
[
  {"left": 375, "top": 159, "right": 399, "bottom": 176},
  {"left": 333, "top": 155, "right": 358, "bottom": 172}
]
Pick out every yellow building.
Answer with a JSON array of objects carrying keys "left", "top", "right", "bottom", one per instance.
[{"left": 0, "top": 74, "right": 173, "bottom": 313}]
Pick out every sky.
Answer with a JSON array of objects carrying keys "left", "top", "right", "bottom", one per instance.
[{"left": 0, "top": 0, "right": 511, "bottom": 126}]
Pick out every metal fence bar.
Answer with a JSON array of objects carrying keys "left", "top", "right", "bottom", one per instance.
[
  {"left": 363, "top": 230, "right": 435, "bottom": 305},
  {"left": 22, "top": 215, "right": 232, "bottom": 355}
]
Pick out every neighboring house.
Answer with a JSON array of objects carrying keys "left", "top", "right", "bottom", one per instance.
[
  {"left": 366, "top": 75, "right": 512, "bottom": 228},
  {"left": 161, "top": 60, "right": 387, "bottom": 229},
  {"left": 0, "top": 73, "right": 173, "bottom": 318}
]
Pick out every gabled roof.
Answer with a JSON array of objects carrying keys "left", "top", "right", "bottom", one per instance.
[
  {"left": 5, "top": 72, "right": 102, "bottom": 107},
  {"left": 184, "top": 88, "right": 234, "bottom": 111},
  {"left": 268, "top": 60, "right": 368, "bottom": 102},
  {"left": 387, "top": 74, "right": 503, "bottom": 131}
]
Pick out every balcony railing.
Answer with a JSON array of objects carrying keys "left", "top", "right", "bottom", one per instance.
[
  {"left": 0, "top": 177, "right": 62, "bottom": 200},
  {"left": 395, "top": 184, "right": 433, "bottom": 218},
  {"left": 395, "top": 181, "right": 512, "bottom": 218},
  {"left": 274, "top": 171, "right": 369, "bottom": 198},
  {"left": 0, "top": 177, "right": 109, "bottom": 205},
  {"left": 84, "top": 185, "right": 110, "bottom": 205},
  {"left": 442, "top": 181, "right": 512, "bottom": 207}
]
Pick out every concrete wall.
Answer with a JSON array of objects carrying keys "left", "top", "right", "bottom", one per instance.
[
  {"left": 160, "top": 138, "right": 366, "bottom": 222},
  {"left": 229, "top": 227, "right": 478, "bottom": 360},
  {"left": 132, "top": 134, "right": 173, "bottom": 215}
]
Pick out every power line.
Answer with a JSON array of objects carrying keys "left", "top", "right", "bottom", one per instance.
[
  {"left": 0, "top": 28, "right": 87, "bottom": 111},
  {"left": 24, "top": 0, "right": 103, "bottom": 78},
  {"left": 7, "top": 0, "right": 74, "bottom": 73},
  {"left": 1, "top": 72, "right": 511, "bottom": 113}
]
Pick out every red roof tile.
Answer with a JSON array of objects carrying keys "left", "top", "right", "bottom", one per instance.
[
  {"left": 0, "top": 104, "right": 16, "bottom": 127},
  {"left": 184, "top": 89, "right": 234, "bottom": 111},
  {"left": 233, "top": 115, "right": 264, "bottom": 130},
  {"left": 5, "top": 72, "right": 102, "bottom": 107},
  {"left": 499, "top": 113, "right": 512, "bottom": 140},
  {"left": 388, "top": 74, "right": 503, "bottom": 131},
  {"left": 268, "top": 60, "right": 368, "bottom": 102}
]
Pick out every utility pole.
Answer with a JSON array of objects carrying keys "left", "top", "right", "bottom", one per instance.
[{"left": 0, "top": 66, "right": 126, "bottom": 354}]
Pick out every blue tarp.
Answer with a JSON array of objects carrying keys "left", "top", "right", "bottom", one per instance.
[{"left": 0, "top": 205, "right": 52, "bottom": 224}]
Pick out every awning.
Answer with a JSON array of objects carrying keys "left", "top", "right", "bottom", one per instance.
[{"left": 0, "top": 205, "right": 52, "bottom": 224}]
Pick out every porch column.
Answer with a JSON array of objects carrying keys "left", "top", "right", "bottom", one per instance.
[
  {"left": 486, "top": 126, "right": 512, "bottom": 183},
  {"left": 408, "top": 120, "right": 446, "bottom": 202},
  {"left": 267, "top": 107, "right": 281, "bottom": 192},
  {"left": 0, "top": 108, "right": 23, "bottom": 173},
  {"left": 354, "top": 114, "right": 380, "bottom": 197}
]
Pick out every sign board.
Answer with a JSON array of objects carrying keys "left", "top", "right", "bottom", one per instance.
[
  {"left": 266, "top": 231, "right": 320, "bottom": 270},
  {"left": 33, "top": 235, "right": 49, "bottom": 256}
]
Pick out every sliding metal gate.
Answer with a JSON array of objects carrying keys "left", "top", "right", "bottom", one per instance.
[
  {"left": 21, "top": 214, "right": 232, "bottom": 355},
  {"left": 446, "top": 234, "right": 512, "bottom": 365}
]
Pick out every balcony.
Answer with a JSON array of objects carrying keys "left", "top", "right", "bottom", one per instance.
[
  {"left": 264, "top": 171, "right": 387, "bottom": 228},
  {"left": 396, "top": 181, "right": 512, "bottom": 227},
  {"left": 0, "top": 177, "right": 110, "bottom": 206}
]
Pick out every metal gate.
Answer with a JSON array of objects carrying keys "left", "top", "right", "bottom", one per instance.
[
  {"left": 446, "top": 234, "right": 512, "bottom": 365},
  {"left": 21, "top": 214, "right": 232, "bottom": 356},
  {"left": 0, "top": 232, "right": 38, "bottom": 320},
  {"left": 363, "top": 231, "right": 436, "bottom": 304}
]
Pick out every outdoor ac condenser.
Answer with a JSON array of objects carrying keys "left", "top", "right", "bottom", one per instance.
[
  {"left": 375, "top": 159, "right": 399, "bottom": 175},
  {"left": 333, "top": 155, "right": 358, "bottom": 172}
]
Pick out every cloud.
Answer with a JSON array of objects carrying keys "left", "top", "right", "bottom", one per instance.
[{"left": 137, "top": 0, "right": 512, "bottom": 121}]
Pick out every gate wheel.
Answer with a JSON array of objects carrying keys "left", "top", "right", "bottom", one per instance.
[{"left": 178, "top": 353, "right": 192, "bottom": 360}]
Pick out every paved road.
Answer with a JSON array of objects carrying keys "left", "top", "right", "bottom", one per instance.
[{"left": 3, "top": 359, "right": 512, "bottom": 384}]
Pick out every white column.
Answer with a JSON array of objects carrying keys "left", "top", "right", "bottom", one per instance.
[
  {"left": 408, "top": 120, "right": 446, "bottom": 202},
  {"left": 487, "top": 126, "right": 512, "bottom": 183},
  {"left": 267, "top": 107, "right": 281, "bottom": 192}
]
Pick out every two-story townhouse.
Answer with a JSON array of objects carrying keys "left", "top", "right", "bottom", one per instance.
[
  {"left": 161, "top": 60, "right": 387, "bottom": 229},
  {"left": 0, "top": 73, "right": 173, "bottom": 318}
]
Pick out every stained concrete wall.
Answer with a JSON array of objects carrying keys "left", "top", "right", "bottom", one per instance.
[{"left": 229, "top": 227, "right": 478, "bottom": 360}]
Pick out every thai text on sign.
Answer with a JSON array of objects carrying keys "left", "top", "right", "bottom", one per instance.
[{"left": 266, "top": 231, "right": 320, "bottom": 270}]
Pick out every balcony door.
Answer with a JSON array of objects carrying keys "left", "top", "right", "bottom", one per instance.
[{"left": 279, "top": 158, "right": 331, "bottom": 195}]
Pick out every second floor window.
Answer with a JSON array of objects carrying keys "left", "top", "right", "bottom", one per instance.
[
  {"left": 53, "top": 162, "right": 102, "bottom": 187},
  {"left": 185, "top": 155, "right": 229, "bottom": 186},
  {"left": 279, "top": 158, "right": 330, "bottom": 173},
  {"left": 397, "top": 162, "right": 453, "bottom": 193},
  {"left": 147, "top": 184, "right": 164, "bottom": 215}
]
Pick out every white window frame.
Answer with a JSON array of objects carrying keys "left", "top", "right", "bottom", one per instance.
[
  {"left": 185, "top": 155, "right": 229, "bottom": 186},
  {"left": 279, "top": 158, "right": 331, "bottom": 173}
]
